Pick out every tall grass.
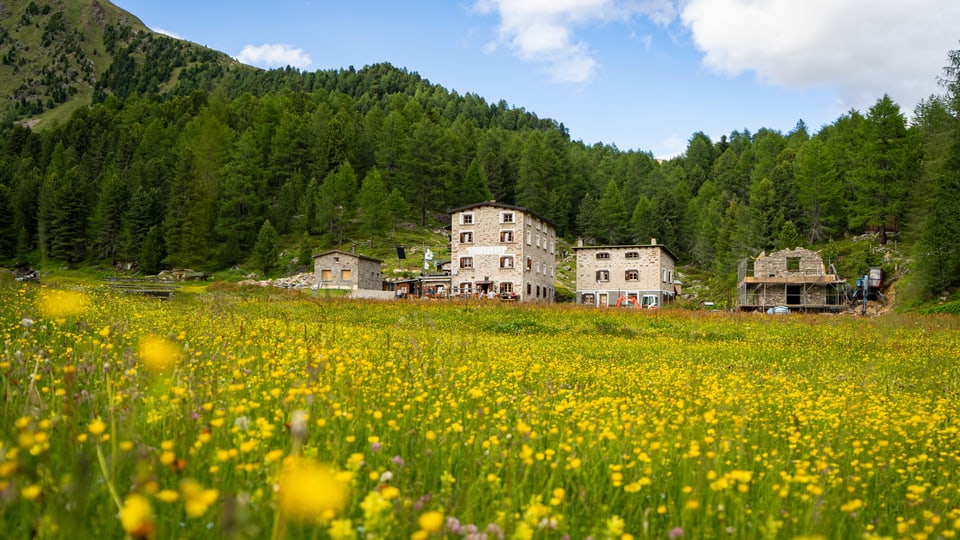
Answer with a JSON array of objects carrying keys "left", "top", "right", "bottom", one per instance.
[{"left": 2, "top": 282, "right": 959, "bottom": 539}]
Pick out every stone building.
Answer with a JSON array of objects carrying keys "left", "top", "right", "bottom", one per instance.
[
  {"left": 575, "top": 241, "right": 677, "bottom": 307},
  {"left": 313, "top": 250, "right": 383, "bottom": 290},
  {"left": 448, "top": 201, "right": 556, "bottom": 302},
  {"left": 736, "top": 247, "right": 847, "bottom": 311}
]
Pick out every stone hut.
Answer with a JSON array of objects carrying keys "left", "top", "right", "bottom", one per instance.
[
  {"left": 736, "top": 247, "right": 847, "bottom": 311},
  {"left": 313, "top": 250, "right": 383, "bottom": 290}
]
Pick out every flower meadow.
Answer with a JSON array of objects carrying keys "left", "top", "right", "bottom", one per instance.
[{"left": 2, "top": 282, "right": 959, "bottom": 540}]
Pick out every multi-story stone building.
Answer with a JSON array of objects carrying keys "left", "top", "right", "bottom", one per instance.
[
  {"left": 313, "top": 250, "right": 383, "bottom": 290},
  {"left": 449, "top": 202, "right": 556, "bottom": 302},
  {"left": 575, "top": 241, "right": 677, "bottom": 307}
]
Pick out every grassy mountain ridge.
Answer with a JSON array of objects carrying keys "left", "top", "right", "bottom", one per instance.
[{"left": 0, "top": 0, "right": 237, "bottom": 128}]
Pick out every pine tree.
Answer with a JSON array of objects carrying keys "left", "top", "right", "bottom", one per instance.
[
  {"left": 316, "top": 161, "right": 358, "bottom": 242},
  {"left": 593, "top": 179, "right": 628, "bottom": 244},
  {"left": 850, "top": 95, "right": 915, "bottom": 244},
  {"left": 252, "top": 219, "right": 279, "bottom": 276},
  {"left": 357, "top": 168, "right": 389, "bottom": 237},
  {"left": 776, "top": 220, "right": 803, "bottom": 251},
  {"left": 139, "top": 225, "right": 165, "bottom": 275},
  {"left": 384, "top": 188, "right": 408, "bottom": 236},
  {"left": 458, "top": 159, "right": 493, "bottom": 207},
  {"left": 575, "top": 192, "right": 598, "bottom": 242},
  {"left": 40, "top": 166, "right": 90, "bottom": 264},
  {"left": 795, "top": 138, "right": 841, "bottom": 245},
  {"left": 910, "top": 48, "right": 960, "bottom": 298},
  {"left": 0, "top": 184, "right": 14, "bottom": 261},
  {"left": 163, "top": 150, "right": 215, "bottom": 269},
  {"left": 120, "top": 187, "right": 163, "bottom": 265},
  {"left": 215, "top": 130, "right": 267, "bottom": 268},
  {"left": 630, "top": 195, "right": 655, "bottom": 245},
  {"left": 91, "top": 166, "right": 129, "bottom": 263}
]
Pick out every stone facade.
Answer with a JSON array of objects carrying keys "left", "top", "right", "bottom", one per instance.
[
  {"left": 313, "top": 250, "right": 383, "bottom": 290},
  {"left": 449, "top": 202, "right": 556, "bottom": 302},
  {"left": 574, "top": 244, "right": 677, "bottom": 307},
  {"left": 736, "top": 247, "right": 847, "bottom": 311}
]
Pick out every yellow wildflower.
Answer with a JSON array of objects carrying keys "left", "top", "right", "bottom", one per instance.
[
  {"left": 840, "top": 499, "right": 865, "bottom": 513},
  {"left": 155, "top": 489, "right": 180, "bottom": 503},
  {"left": 418, "top": 510, "right": 444, "bottom": 533},
  {"left": 119, "top": 493, "right": 153, "bottom": 539},
  {"left": 180, "top": 478, "right": 219, "bottom": 518},
  {"left": 329, "top": 519, "right": 357, "bottom": 540},
  {"left": 278, "top": 457, "right": 348, "bottom": 522},
  {"left": 22, "top": 484, "right": 42, "bottom": 500},
  {"left": 138, "top": 335, "right": 182, "bottom": 374},
  {"left": 88, "top": 419, "right": 107, "bottom": 438},
  {"left": 37, "top": 289, "right": 88, "bottom": 319}
]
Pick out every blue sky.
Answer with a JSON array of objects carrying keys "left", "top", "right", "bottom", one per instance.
[{"left": 112, "top": 0, "right": 960, "bottom": 158}]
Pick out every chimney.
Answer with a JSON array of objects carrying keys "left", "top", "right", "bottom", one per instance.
[
  {"left": 650, "top": 238, "right": 657, "bottom": 245},
  {"left": 577, "top": 237, "right": 584, "bottom": 248}
]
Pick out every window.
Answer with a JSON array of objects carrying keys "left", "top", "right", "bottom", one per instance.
[
  {"left": 321, "top": 269, "right": 332, "bottom": 281},
  {"left": 787, "top": 256, "right": 801, "bottom": 272},
  {"left": 536, "top": 234, "right": 541, "bottom": 248},
  {"left": 583, "top": 293, "right": 595, "bottom": 305},
  {"left": 535, "top": 261, "right": 541, "bottom": 274},
  {"left": 596, "top": 252, "right": 611, "bottom": 260},
  {"left": 501, "top": 212, "right": 514, "bottom": 223},
  {"left": 500, "top": 282, "right": 513, "bottom": 294},
  {"left": 333, "top": 256, "right": 340, "bottom": 263},
  {"left": 527, "top": 282, "right": 532, "bottom": 295},
  {"left": 625, "top": 251, "right": 640, "bottom": 259},
  {"left": 461, "top": 282, "right": 473, "bottom": 293},
  {"left": 461, "top": 213, "right": 474, "bottom": 224},
  {"left": 536, "top": 285, "right": 541, "bottom": 297},
  {"left": 625, "top": 269, "right": 639, "bottom": 281},
  {"left": 460, "top": 257, "right": 473, "bottom": 269},
  {"left": 500, "top": 230, "right": 514, "bottom": 243},
  {"left": 596, "top": 270, "right": 610, "bottom": 282},
  {"left": 500, "top": 256, "right": 514, "bottom": 269},
  {"left": 341, "top": 269, "right": 352, "bottom": 281},
  {"left": 459, "top": 231, "right": 473, "bottom": 243},
  {"left": 526, "top": 257, "right": 532, "bottom": 270},
  {"left": 526, "top": 231, "right": 532, "bottom": 245}
]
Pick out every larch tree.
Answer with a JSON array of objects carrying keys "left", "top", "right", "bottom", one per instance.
[
  {"left": 357, "top": 168, "right": 389, "bottom": 237},
  {"left": 910, "top": 47, "right": 960, "bottom": 297},
  {"left": 851, "top": 95, "right": 916, "bottom": 244},
  {"left": 252, "top": 219, "right": 280, "bottom": 276},
  {"left": 594, "top": 179, "right": 628, "bottom": 245}
]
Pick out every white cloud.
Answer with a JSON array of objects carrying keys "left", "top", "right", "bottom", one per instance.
[
  {"left": 677, "top": 0, "right": 960, "bottom": 113},
  {"left": 474, "top": 0, "right": 677, "bottom": 83},
  {"left": 152, "top": 28, "right": 183, "bottom": 40},
  {"left": 655, "top": 134, "right": 686, "bottom": 160},
  {"left": 475, "top": 0, "right": 960, "bottom": 111},
  {"left": 235, "top": 44, "right": 312, "bottom": 69}
]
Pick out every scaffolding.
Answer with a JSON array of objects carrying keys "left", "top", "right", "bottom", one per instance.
[{"left": 736, "top": 248, "right": 848, "bottom": 312}]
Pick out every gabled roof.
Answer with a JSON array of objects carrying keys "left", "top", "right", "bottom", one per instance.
[
  {"left": 573, "top": 243, "right": 678, "bottom": 262},
  {"left": 447, "top": 201, "right": 556, "bottom": 229},
  {"left": 312, "top": 249, "right": 383, "bottom": 264}
]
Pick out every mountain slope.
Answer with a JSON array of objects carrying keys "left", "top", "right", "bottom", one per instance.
[{"left": 0, "top": 0, "right": 237, "bottom": 128}]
